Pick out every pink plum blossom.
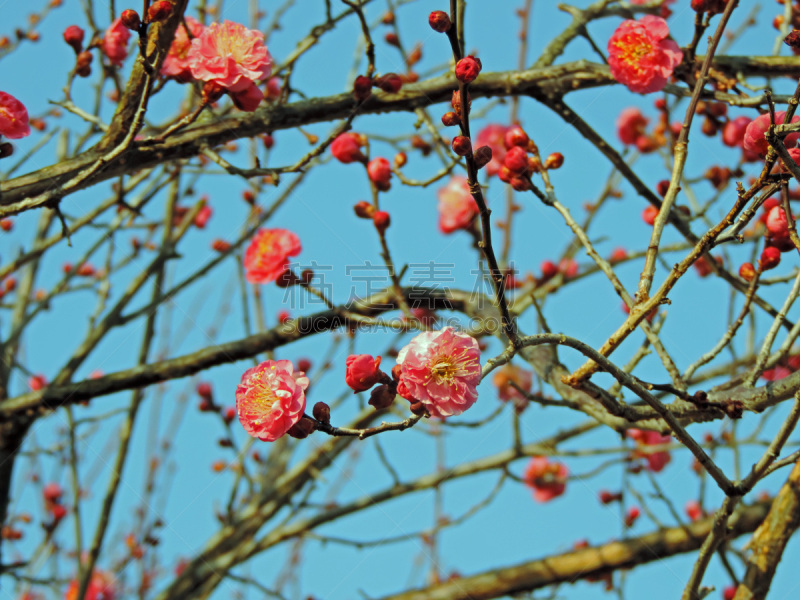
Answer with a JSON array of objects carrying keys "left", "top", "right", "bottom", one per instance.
[
  {"left": 616, "top": 107, "right": 649, "bottom": 145},
  {"left": 396, "top": 327, "right": 481, "bottom": 418},
  {"left": 523, "top": 456, "right": 569, "bottom": 503},
  {"left": 0, "top": 92, "right": 30, "bottom": 139},
  {"left": 188, "top": 21, "right": 272, "bottom": 111},
  {"left": 628, "top": 429, "right": 671, "bottom": 472},
  {"left": 102, "top": 18, "right": 130, "bottom": 67},
  {"left": 236, "top": 359, "right": 309, "bottom": 442},
  {"left": 437, "top": 176, "right": 479, "bottom": 234},
  {"left": 243, "top": 228, "right": 302, "bottom": 284},
  {"left": 743, "top": 111, "right": 800, "bottom": 157},
  {"left": 161, "top": 17, "right": 205, "bottom": 81},
  {"left": 607, "top": 16, "right": 683, "bottom": 94}
]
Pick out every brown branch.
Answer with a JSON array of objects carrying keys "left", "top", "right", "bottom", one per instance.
[
  {"left": 373, "top": 500, "right": 772, "bottom": 600},
  {"left": 3, "top": 57, "right": 800, "bottom": 214}
]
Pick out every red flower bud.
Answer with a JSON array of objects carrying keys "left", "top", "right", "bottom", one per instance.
[
  {"left": 353, "top": 75, "right": 372, "bottom": 102},
  {"left": 345, "top": 355, "right": 383, "bottom": 392},
  {"left": 146, "top": 0, "right": 172, "bottom": 22},
  {"left": 504, "top": 126, "right": 529, "bottom": 149},
  {"left": 503, "top": 146, "right": 529, "bottom": 174},
  {"left": 739, "top": 262, "right": 756, "bottom": 281},
  {"left": 330, "top": 132, "right": 365, "bottom": 164},
  {"left": 62, "top": 25, "right": 84, "bottom": 53},
  {"left": 120, "top": 9, "right": 141, "bottom": 30},
  {"left": 75, "top": 50, "right": 93, "bottom": 77},
  {"left": 373, "top": 211, "right": 391, "bottom": 234},
  {"left": 455, "top": 56, "right": 482, "bottom": 84},
  {"left": 375, "top": 73, "right": 403, "bottom": 93},
  {"left": 428, "top": 10, "right": 451, "bottom": 33},
  {"left": 760, "top": 246, "right": 781, "bottom": 270},
  {"left": 286, "top": 417, "right": 315, "bottom": 439},
  {"left": 451, "top": 135, "right": 472, "bottom": 156},
  {"left": 0, "top": 143, "right": 13, "bottom": 159},
  {"left": 367, "top": 157, "right": 392, "bottom": 191},
  {"left": 211, "top": 239, "right": 231, "bottom": 252},
  {"left": 196, "top": 382, "right": 213, "bottom": 400},
  {"left": 785, "top": 30, "right": 800, "bottom": 50},
  {"left": 354, "top": 200, "right": 376, "bottom": 219},
  {"left": 394, "top": 152, "right": 407, "bottom": 168},
  {"left": 297, "top": 358, "right": 312, "bottom": 372},
  {"left": 642, "top": 205, "right": 659, "bottom": 226},
  {"left": 544, "top": 152, "right": 564, "bottom": 170},
  {"left": 441, "top": 111, "right": 460, "bottom": 127}
]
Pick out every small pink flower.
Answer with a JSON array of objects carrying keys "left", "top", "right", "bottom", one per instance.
[
  {"left": 161, "top": 16, "right": 205, "bottom": 81},
  {"left": 437, "top": 176, "right": 478, "bottom": 234},
  {"left": 189, "top": 21, "right": 272, "bottom": 93},
  {"left": 523, "top": 456, "right": 568, "bottom": 503},
  {"left": 236, "top": 359, "right": 309, "bottom": 442},
  {"left": 345, "top": 354, "right": 383, "bottom": 392},
  {"left": 616, "top": 107, "right": 649, "bottom": 145},
  {"left": 396, "top": 327, "right": 481, "bottom": 418},
  {"left": 476, "top": 124, "right": 509, "bottom": 176},
  {"left": 558, "top": 258, "right": 578, "bottom": 279},
  {"left": 64, "top": 570, "right": 117, "bottom": 600},
  {"left": 331, "top": 133, "right": 365, "bottom": 164},
  {"left": 102, "top": 18, "right": 131, "bottom": 67},
  {"left": 243, "top": 228, "right": 302, "bottom": 284},
  {"left": 0, "top": 92, "right": 30, "bottom": 139},
  {"left": 743, "top": 111, "right": 800, "bottom": 157},
  {"left": 628, "top": 429, "right": 671, "bottom": 472},
  {"left": 607, "top": 16, "right": 683, "bottom": 94}
]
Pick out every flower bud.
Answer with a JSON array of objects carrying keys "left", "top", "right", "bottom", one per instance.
[
  {"left": 287, "top": 417, "right": 315, "bottom": 439},
  {"left": 353, "top": 75, "right": 372, "bottom": 102},
  {"left": 62, "top": 25, "right": 84, "bottom": 53},
  {"left": 394, "top": 152, "right": 407, "bottom": 168},
  {"left": 739, "top": 262, "right": 756, "bottom": 281},
  {"left": 75, "top": 50, "right": 93, "bottom": 77},
  {"left": 785, "top": 30, "right": 800, "bottom": 50},
  {"left": 473, "top": 145, "right": 492, "bottom": 169},
  {"left": 504, "top": 126, "right": 529, "bottom": 149},
  {"left": 368, "top": 384, "right": 396, "bottom": 410},
  {"left": 354, "top": 200, "right": 376, "bottom": 219},
  {"left": 275, "top": 269, "right": 299, "bottom": 288},
  {"left": 451, "top": 135, "right": 472, "bottom": 156},
  {"left": 409, "top": 401, "right": 427, "bottom": 416},
  {"left": 760, "top": 246, "right": 781, "bottom": 270},
  {"left": 312, "top": 401, "right": 331, "bottom": 423},
  {"left": 428, "top": 10, "right": 451, "bottom": 33},
  {"left": 367, "top": 157, "right": 392, "bottom": 191},
  {"left": 544, "top": 152, "right": 564, "bottom": 170},
  {"left": 384, "top": 32, "right": 399, "bottom": 47},
  {"left": 211, "top": 239, "right": 231, "bottom": 252},
  {"left": 146, "top": 1, "right": 172, "bottom": 22},
  {"left": 441, "top": 111, "right": 460, "bottom": 127},
  {"left": 0, "top": 143, "right": 13, "bottom": 159},
  {"left": 373, "top": 211, "right": 391, "bottom": 234},
  {"left": 455, "top": 56, "right": 482, "bottom": 84},
  {"left": 375, "top": 73, "right": 403, "bottom": 93},
  {"left": 120, "top": 9, "right": 141, "bottom": 30}
]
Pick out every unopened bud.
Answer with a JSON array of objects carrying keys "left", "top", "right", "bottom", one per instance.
[
  {"left": 441, "top": 111, "right": 460, "bottom": 127},
  {"left": 544, "top": 152, "right": 564, "bottom": 170},
  {"left": 393, "top": 152, "right": 407, "bottom": 168},
  {"left": 146, "top": 1, "right": 171, "bottom": 23},
  {"left": 354, "top": 200, "right": 375, "bottom": 219},
  {"left": 428, "top": 10, "right": 451, "bottom": 33},
  {"left": 353, "top": 75, "right": 372, "bottom": 102},
  {"left": 368, "top": 384, "right": 396, "bottom": 410},
  {"left": 120, "top": 9, "right": 141, "bottom": 30},
  {"left": 75, "top": 50, "right": 93, "bottom": 77},
  {"left": 373, "top": 210, "right": 391, "bottom": 234},
  {"left": 473, "top": 145, "right": 492, "bottom": 169},
  {"left": 312, "top": 402, "right": 330, "bottom": 423},
  {"left": 451, "top": 135, "right": 472, "bottom": 157},
  {"left": 287, "top": 417, "right": 315, "bottom": 439},
  {"left": 62, "top": 25, "right": 84, "bottom": 53}
]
